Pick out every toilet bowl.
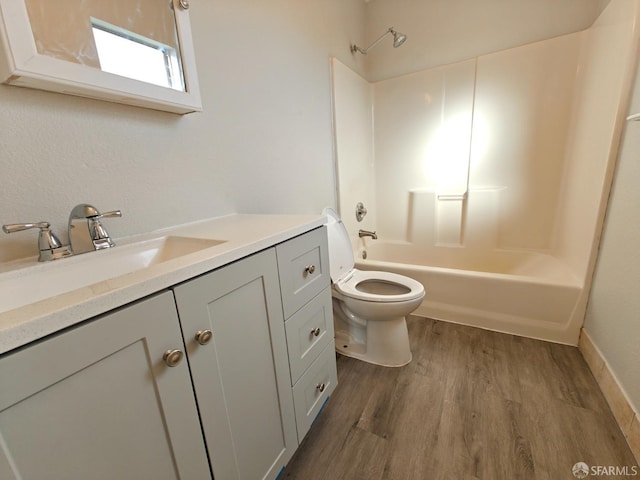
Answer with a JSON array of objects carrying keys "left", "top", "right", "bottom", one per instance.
[{"left": 324, "top": 208, "right": 425, "bottom": 367}]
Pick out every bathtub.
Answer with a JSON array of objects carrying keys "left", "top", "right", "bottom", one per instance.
[{"left": 355, "top": 242, "right": 584, "bottom": 345}]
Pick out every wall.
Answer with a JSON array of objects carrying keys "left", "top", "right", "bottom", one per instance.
[
  {"left": 472, "top": 35, "right": 580, "bottom": 251},
  {"left": 584, "top": 57, "right": 640, "bottom": 418},
  {"left": 331, "top": 58, "right": 376, "bottom": 244},
  {"left": 0, "top": 0, "right": 366, "bottom": 263},
  {"left": 371, "top": 32, "right": 580, "bottom": 252},
  {"left": 362, "top": 0, "right": 608, "bottom": 82},
  {"left": 553, "top": 0, "right": 640, "bottom": 281}
]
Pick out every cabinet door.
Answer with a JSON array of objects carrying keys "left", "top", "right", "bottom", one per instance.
[
  {"left": 173, "top": 249, "right": 297, "bottom": 480},
  {"left": 0, "top": 292, "right": 211, "bottom": 480}
]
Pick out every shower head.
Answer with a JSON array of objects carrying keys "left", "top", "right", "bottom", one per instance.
[
  {"left": 391, "top": 28, "right": 407, "bottom": 48},
  {"left": 350, "top": 27, "right": 408, "bottom": 55}
]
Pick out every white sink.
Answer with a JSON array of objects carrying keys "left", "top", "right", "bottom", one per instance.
[{"left": 0, "top": 236, "right": 225, "bottom": 315}]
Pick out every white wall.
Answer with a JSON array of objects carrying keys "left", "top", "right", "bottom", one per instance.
[
  {"left": 331, "top": 59, "right": 376, "bottom": 245},
  {"left": 373, "top": 59, "right": 475, "bottom": 245},
  {"left": 472, "top": 34, "right": 580, "bottom": 251},
  {"left": 0, "top": 0, "right": 366, "bottom": 263},
  {"left": 362, "top": 0, "right": 608, "bottom": 82},
  {"left": 369, "top": 32, "right": 581, "bottom": 252},
  {"left": 554, "top": 0, "right": 640, "bottom": 280},
  {"left": 584, "top": 59, "right": 640, "bottom": 414}
]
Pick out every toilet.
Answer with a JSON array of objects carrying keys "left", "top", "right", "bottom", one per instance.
[{"left": 324, "top": 208, "right": 425, "bottom": 367}]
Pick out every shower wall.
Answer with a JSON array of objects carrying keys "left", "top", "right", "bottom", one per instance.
[
  {"left": 374, "top": 32, "right": 581, "bottom": 252},
  {"left": 554, "top": 0, "right": 640, "bottom": 281},
  {"left": 331, "top": 59, "right": 376, "bottom": 240}
]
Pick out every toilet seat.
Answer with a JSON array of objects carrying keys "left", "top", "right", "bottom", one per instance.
[
  {"left": 323, "top": 207, "right": 425, "bottom": 304},
  {"left": 335, "top": 269, "right": 424, "bottom": 303}
]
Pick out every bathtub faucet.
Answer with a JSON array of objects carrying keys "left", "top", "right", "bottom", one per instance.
[{"left": 358, "top": 229, "right": 378, "bottom": 240}]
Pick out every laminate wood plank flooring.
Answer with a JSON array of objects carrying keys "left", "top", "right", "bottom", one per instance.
[{"left": 283, "top": 316, "right": 638, "bottom": 480}]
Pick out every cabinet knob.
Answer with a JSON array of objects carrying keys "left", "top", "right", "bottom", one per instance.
[
  {"left": 195, "top": 329, "right": 213, "bottom": 345},
  {"left": 316, "top": 382, "right": 326, "bottom": 393},
  {"left": 311, "top": 327, "right": 321, "bottom": 337},
  {"left": 163, "top": 349, "right": 184, "bottom": 367},
  {"left": 305, "top": 264, "right": 316, "bottom": 275}
]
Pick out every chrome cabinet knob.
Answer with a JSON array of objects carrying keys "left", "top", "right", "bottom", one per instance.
[
  {"left": 163, "top": 349, "right": 183, "bottom": 367},
  {"left": 195, "top": 329, "right": 213, "bottom": 345},
  {"left": 305, "top": 264, "right": 316, "bottom": 275},
  {"left": 311, "top": 327, "right": 321, "bottom": 337},
  {"left": 316, "top": 383, "right": 326, "bottom": 393}
]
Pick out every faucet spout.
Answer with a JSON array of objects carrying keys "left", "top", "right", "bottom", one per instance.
[
  {"left": 68, "top": 204, "right": 121, "bottom": 255},
  {"left": 358, "top": 229, "right": 378, "bottom": 240}
]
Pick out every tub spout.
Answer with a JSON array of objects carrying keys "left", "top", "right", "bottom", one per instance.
[{"left": 358, "top": 229, "right": 377, "bottom": 240}]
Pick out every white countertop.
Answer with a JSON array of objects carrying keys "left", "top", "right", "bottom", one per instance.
[{"left": 0, "top": 214, "right": 325, "bottom": 355}]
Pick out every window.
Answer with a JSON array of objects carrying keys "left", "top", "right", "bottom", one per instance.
[{"left": 91, "top": 18, "right": 184, "bottom": 91}]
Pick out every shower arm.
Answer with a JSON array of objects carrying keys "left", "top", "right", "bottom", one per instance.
[{"left": 351, "top": 28, "right": 394, "bottom": 55}]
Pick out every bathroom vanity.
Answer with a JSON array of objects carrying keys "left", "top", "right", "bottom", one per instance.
[{"left": 0, "top": 215, "right": 337, "bottom": 480}]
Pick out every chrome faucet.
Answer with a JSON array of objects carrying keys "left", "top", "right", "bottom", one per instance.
[
  {"left": 358, "top": 229, "right": 378, "bottom": 240},
  {"left": 68, "top": 204, "right": 122, "bottom": 255},
  {"left": 2, "top": 222, "right": 72, "bottom": 261}
]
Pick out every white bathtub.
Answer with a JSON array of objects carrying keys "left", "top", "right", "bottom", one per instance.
[{"left": 355, "top": 242, "right": 584, "bottom": 345}]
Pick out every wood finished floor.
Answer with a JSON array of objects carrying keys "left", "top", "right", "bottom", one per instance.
[{"left": 283, "top": 316, "right": 638, "bottom": 480}]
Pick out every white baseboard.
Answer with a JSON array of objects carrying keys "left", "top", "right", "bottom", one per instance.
[{"left": 579, "top": 328, "right": 640, "bottom": 463}]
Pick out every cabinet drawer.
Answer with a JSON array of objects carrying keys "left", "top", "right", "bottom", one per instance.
[
  {"left": 276, "top": 227, "right": 329, "bottom": 318},
  {"left": 286, "top": 287, "right": 333, "bottom": 385},
  {"left": 292, "top": 341, "right": 338, "bottom": 441}
]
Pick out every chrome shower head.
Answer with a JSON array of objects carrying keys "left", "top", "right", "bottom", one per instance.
[
  {"left": 350, "top": 27, "right": 408, "bottom": 55},
  {"left": 390, "top": 28, "right": 407, "bottom": 48}
]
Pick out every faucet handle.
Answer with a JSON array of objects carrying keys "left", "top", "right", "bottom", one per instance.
[
  {"left": 3, "top": 221, "right": 50, "bottom": 234},
  {"left": 3, "top": 222, "right": 60, "bottom": 249},
  {"left": 88, "top": 210, "right": 121, "bottom": 250},
  {"left": 93, "top": 210, "right": 122, "bottom": 220},
  {"left": 2, "top": 222, "right": 72, "bottom": 261}
]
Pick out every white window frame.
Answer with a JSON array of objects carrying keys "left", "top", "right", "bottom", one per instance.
[{"left": 0, "top": 0, "right": 201, "bottom": 114}]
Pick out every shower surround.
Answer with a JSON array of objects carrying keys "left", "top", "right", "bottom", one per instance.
[{"left": 331, "top": 0, "right": 640, "bottom": 344}]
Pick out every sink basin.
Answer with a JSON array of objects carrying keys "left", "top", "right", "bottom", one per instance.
[{"left": 0, "top": 236, "right": 225, "bottom": 315}]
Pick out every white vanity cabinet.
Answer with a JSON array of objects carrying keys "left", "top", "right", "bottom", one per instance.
[
  {"left": 0, "top": 291, "right": 211, "bottom": 480},
  {"left": 0, "top": 221, "right": 337, "bottom": 480},
  {"left": 172, "top": 248, "right": 298, "bottom": 480}
]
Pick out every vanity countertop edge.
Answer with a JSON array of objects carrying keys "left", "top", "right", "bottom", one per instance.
[{"left": 0, "top": 213, "right": 326, "bottom": 355}]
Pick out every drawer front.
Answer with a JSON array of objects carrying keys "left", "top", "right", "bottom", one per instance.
[
  {"left": 286, "top": 287, "right": 333, "bottom": 385},
  {"left": 292, "top": 341, "right": 338, "bottom": 441},
  {"left": 276, "top": 227, "right": 329, "bottom": 319}
]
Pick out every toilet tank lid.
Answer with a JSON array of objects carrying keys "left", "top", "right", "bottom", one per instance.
[{"left": 323, "top": 207, "right": 355, "bottom": 283}]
